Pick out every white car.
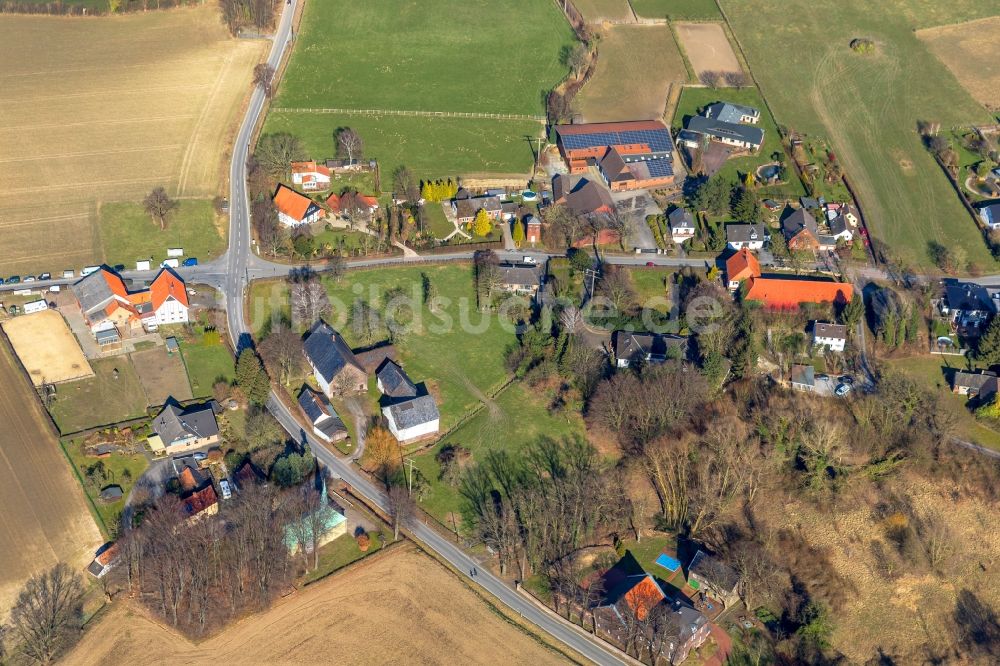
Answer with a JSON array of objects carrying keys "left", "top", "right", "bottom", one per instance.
[
  {"left": 219, "top": 479, "right": 232, "bottom": 500},
  {"left": 835, "top": 383, "right": 852, "bottom": 397},
  {"left": 522, "top": 256, "right": 537, "bottom": 264}
]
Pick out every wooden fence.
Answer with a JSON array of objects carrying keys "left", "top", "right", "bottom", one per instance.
[{"left": 270, "top": 107, "right": 546, "bottom": 122}]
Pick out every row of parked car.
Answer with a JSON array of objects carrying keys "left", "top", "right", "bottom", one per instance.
[{"left": 1, "top": 257, "right": 199, "bottom": 286}]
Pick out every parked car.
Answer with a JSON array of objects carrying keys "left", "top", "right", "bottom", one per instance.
[
  {"left": 192, "top": 452, "right": 207, "bottom": 461},
  {"left": 38, "top": 272, "right": 51, "bottom": 280},
  {"left": 816, "top": 373, "right": 829, "bottom": 380},
  {"left": 521, "top": 256, "right": 537, "bottom": 265},
  {"left": 49, "top": 285, "right": 61, "bottom": 293},
  {"left": 23, "top": 276, "right": 34, "bottom": 283},
  {"left": 646, "top": 261, "right": 655, "bottom": 267},
  {"left": 219, "top": 479, "right": 232, "bottom": 500},
  {"left": 182, "top": 257, "right": 198, "bottom": 266},
  {"left": 113, "top": 264, "right": 126, "bottom": 272},
  {"left": 835, "top": 383, "right": 852, "bottom": 397},
  {"left": 7, "top": 276, "right": 19, "bottom": 284},
  {"left": 839, "top": 375, "right": 854, "bottom": 385}
]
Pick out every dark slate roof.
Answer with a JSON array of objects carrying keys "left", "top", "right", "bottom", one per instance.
[
  {"left": 799, "top": 196, "right": 821, "bottom": 210},
  {"left": 689, "top": 550, "right": 740, "bottom": 591},
  {"left": 704, "top": 101, "right": 760, "bottom": 123},
  {"left": 828, "top": 213, "right": 850, "bottom": 237},
  {"left": 612, "top": 331, "right": 688, "bottom": 362},
  {"left": 954, "top": 370, "right": 997, "bottom": 391},
  {"left": 726, "top": 223, "right": 769, "bottom": 243},
  {"left": 153, "top": 403, "right": 220, "bottom": 445},
  {"left": 813, "top": 322, "right": 847, "bottom": 340},
  {"left": 386, "top": 395, "right": 439, "bottom": 430},
  {"left": 498, "top": 263, "right": 543, "bottom": 287},
  {"left": 790, "top": 364, "right": 815, "bottom": 387},
  {"left": 944, "top": 282, "right": 996, "bottom": 313},
  {"left": 303, "top": 321, "right": 363, "bottom": 384},
  {"left": 298, "top": 388, "right": 348, "bottom": 440},
  {"left": 354, "top": 344, "right": 399, "bottom": 374},
  {"left": 73, "top": 269, "right": 116, "bottom": 316},
  {"left": 376, "top": 360, "right": 418, "bottom": 399},
  {"left": 565, "top": 179, "right": 614, "bottom": 216},
  {"left": 556, "top": 122, "right": 674, "bottom": 153},
  {"left": 455, "top": 195, "right": 501, "bottom": 219},
  {"left": 781, "top": 208, "right": 819, "bottom": 241},
  {"left": 686, "top": 115, "right": 764, "bottom": 147},
  {"left": 99, "top": 485, "right": 124, "bottom": 501},
  {"left": 599, "top": 149, "right": 632, "bottom": 184},
  {"left": 668, "top": 207, "right": 695, "bottom": 230}
]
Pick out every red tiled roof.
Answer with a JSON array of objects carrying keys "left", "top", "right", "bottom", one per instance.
[
  {"left": 184, "top": 484, "right": 218, "bottom": 516},
  {"left": 150, "top": 269, "right": 188, "bottom": 309},
  {"left": 745, "top": 277, "right": 853, "bottom": 309},
  {"left": 178, "top": 467, "right": 197, "bottom": 492},
  {"left": 95, "top": 543, "right": 119, "bottom": 566},
  {"left": 273, "top": 184, "right": 315, "bottom": 221},
  {"left": 623, "top": 576, "right": 666, "bottom": 621},
  {"left": 725, "top": 248, "right": 761, "bottom": 283},
  {"left": 291, "top": 160, "right": 331, "bottom": 177}
]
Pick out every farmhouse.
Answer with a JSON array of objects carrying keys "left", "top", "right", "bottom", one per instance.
[
  {"left": 453, "top": 195, "right": 502, "bottom": 225},
  {"left": 612, "top": 331, "right": 688, "bottom": 367},
  {"left": 150, "top": 402, "right": 221, "bottom": 454},
  {"left": 290, "top": 160, "right": 331, "bottom": 191},
  {"left": 667, "top": 207, "right": 696, "bottom": 244},
  {"left": 952, "top": 370, "right": 998, "bottom": 400},
  {"left": 726, "top": 223, "right": 770, "bottom": 250},
  {"left": 745, "top": 277, "right": 853, "bottom": 310},
  {"left": 684, "top": 115, "right": 763, "bottom": 151},
  {"left": 327, "top": 192, "right": 379, "bottom": 218},
  {"left": 704, "top": 101, "right": 760, "bottom": 124},
  {"left": 781, "top": 208, "right": 821, "bottom": 251},
  {"left": 812, "top": 321, "right": 847, "bottom": 352},
  {"left": 74, "top": 266, "right": 189, "bottom": 337},
  {"left": 376, "top": 360, "right": 418, "bottom": 399},
  {"left": 87, "top": 543, "right": 119, "bottom": 578},
  {"left": 273, "top": 184, "right": 323, "bottom": 227},
  {"left": 297, "top": 387, "right": 349, "bottom": 444},
  {"left": 554, "top": 120, "right": 675, "bottom": 190},
  {"left": 497, "top": 263, "right": 544, "bottom": 297},
  {"left": 725, "top": 248, "right": 761, "bottom": 290},
  {"left": 383, "top": 395, "right": 440, "bottom": 442},
  {"left": 552, "top": 174, "right": 615, "bottom": 217},
  {"left": 979, "top": 203, "right": 1000, "bottom": 230},
  {"left": 303, "top": 321, "right": 367, "bottom": 397}
]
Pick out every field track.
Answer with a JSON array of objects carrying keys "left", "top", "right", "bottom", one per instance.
[
  {"left": 0, "top": 337, "right": 102, "bottom": 615},
  {"left": 0, "top": 6, "right": 265, "bottom": 276}
]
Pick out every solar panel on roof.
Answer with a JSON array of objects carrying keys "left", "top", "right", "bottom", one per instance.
[{"left": 559, "top": 127, "right": 673, "bottom": 153}]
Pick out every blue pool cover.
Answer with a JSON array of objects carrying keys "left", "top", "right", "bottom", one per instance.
[{"left": 655, "top": 553, "right": 680, "bottom": 572}]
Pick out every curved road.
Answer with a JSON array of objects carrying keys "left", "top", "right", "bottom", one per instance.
[{"left": 219, "top": 3, "right": 624, "bottom": 664}]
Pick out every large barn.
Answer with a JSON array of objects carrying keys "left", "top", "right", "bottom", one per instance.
[{"left": 554, "top": 120, "right": 675, "bottom": 191}]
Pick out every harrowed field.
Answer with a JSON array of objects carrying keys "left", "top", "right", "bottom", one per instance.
[
  {"left": 265, "top": 0, "right": 575, "bottom": 178},
  {"left": 720, "top": 0, "right": 997, "bottom": 269}
]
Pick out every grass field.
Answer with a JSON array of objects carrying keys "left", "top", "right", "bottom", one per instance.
[
  {"left": 179, "top": 336, "right": 234, "bottom": 398},
  {"left": 413, "top": 382, "right": 586, "bottom": 523},
  {"left": 65, "top": 545, "right": 568, "bottom": 665},
  {"left": 631, "top": 0, "right": 720, "bottom": 19},
  {"left": 263, "top": 111, "right": 541, "bottom": 181},
  {"left": 917, "top": 17, "right": 1000, "bottom": 110},
  {"left": 98, "top": 200, "right": 226, "bottom": 268},
  {"left": 673, "top": 86, "right": 804, "bottom": 197},
  {"left": 576, "top": 25, "right": 688, "bottom": 122},
  {"left": 0, "top": 340, "right": 102, "bottom": 615},
  {"left": 2, "top": 309, "right": 93, "bottom": 385},
  {"left": 250, "top": 265, "right": 516, "bottom": 429},
  {"left": 131, "top": 346, "right": 192, "bottom": 407},
  {"left": 62, "top": 438, "right": 149, "bottom": 535},
  {"left": 674, "top": 22, "right": 741, "bottom": 78},
  {"left": 301, "top": 531, "right": 384, "bottom": 585},
  {"left": 573, "top": 0, "right": 633, "bottom": 22},
  {"left": 423, "top": 203, "right": 456, "bottom": 239},
  {"left": 720, "top": 0, "right": 997, "bottom": 270},
  {"left": 48, "top": 357, "right": 149, "bottom": 434},
  {"left": 265, "top": 0, "right": 569, "bottom": 178},
  {"left": 0, "top": 6, "right": 264, "bottom": 277}
]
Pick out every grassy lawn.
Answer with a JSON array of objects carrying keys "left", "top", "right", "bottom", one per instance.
[
  {"left": 263, "top": 112, "right": 541, "bottom": 181},
  {"left": 300, "top": 531, "right": 384, "bottom": 585},
  {"left": 48, "top": 357, "right": 149, "bottom": 434},
  {"left": 62, "top": 437, "right": 149, "bottom": 534},
  {"left": 250, "top": 264, "right": 516, "bottom": 430},
  {"left": 423, "top": 203, "right": 456, "bottom": 240},
  {"left": 673, "top": 86, "right": 805, "bottom": 199},
  {"left": 631, "top": 0, "right": 721, "bottom": 19},
  {"left": 412, "top": 381, "right": 586, "bottom": 523},
  {"left": 179, "top": 336, "right": 234, "bottom": 399},
  {"left": 721, "top": 0, "right": 996, "bottom": 270},
  {"left": 626, "top": 267, "right": 678, "bottom": 314},
  {"left": 274, "top": 0, "right": 574, "bottom": 115},
  {"left": 888, "top": 355, "right": 1000, "bottom": 452},
  {"left": 98, "top": 199, "right": 225, "bottom": 268},
  {"left": 312, "top": 229, "right": 375, "bottom": 254}
]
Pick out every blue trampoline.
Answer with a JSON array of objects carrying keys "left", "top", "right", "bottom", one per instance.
[{"left": 655, "top": 553, "right": 680, "bottom": 572}]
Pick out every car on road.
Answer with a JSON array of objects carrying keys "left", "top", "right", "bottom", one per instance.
[
  {"left": 192, "top": 452, "right": 207, "bottom": 461},
  {"left": 6, "top": 276, "right": 19, "bottom": 284},
  {"left": 835, "top": 383, "right": 852, "bottom": 397},
  {"left": 219, "top": 479, "right": 232, "bottom": 500},
  {"left": 38, "top": 272, "right": 51, "bottom": 280},
  {"left": 646, "top": 261, "right": 655, "bottom": 267},
  {"left": 23, "top": 276, "right": 34, "bottom": 283},
  {"left": 182, "top": 257, "right": 198, "bottom": 266},
  {"left": 521, "top": 256, "right": 537, "bottom": 265}
]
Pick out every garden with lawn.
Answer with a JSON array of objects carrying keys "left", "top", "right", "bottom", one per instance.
[
  {"left": 98, "top": 199, "right": 225, "bottom": 268},
  {"left": 48, "top": 357, "right": 149, "bottom": 434},
  {"left": 301, "top": 531, "right": 385, "bottom": 585},
  {"left": 179, "top": 332, "right": 234, "bottom": 399},
  {"left": 61, "top": 437, "right": 149, "bottom": 535}
]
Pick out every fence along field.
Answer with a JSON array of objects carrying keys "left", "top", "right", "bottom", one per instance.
[
  {"left": 0, "top": 338, "right": 102, "bottom": 616},
  {"left": 720, "top": 0, "right": 997, "bottom": 270},
  {"left": 0, "top": 5, "right": 265, "bottom": 276}
]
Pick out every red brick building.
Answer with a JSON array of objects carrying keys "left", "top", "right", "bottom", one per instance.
[{"left": 555, "top": 120, "right": 675, "bottom": 191}]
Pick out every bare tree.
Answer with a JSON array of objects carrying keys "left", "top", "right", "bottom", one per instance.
[
  {"left": 336, "top": 127, "right": 364, "bottom": 164},
  {"left": 392, "top": 166, "right": 420, "bottom": 203},
  {"left": 565, "top": 43, "right": 589, "bottom": 79},
  {"left": 143, "top": 186, "right": 178, "bottom": 231},
  {"left": 339, "top": 190, "right": 374, "bottom": 230},
  {"left": 698, "top": 70, "right": 721, "bottom": 88},
  {"left": 7, "top": 563, "right": 85, "bottom": 664},
  {"left": 289, "top": 274, "right": 331, "bottom": 328},
  {"left": 253, "top": 62, "right": 276, "bottom": 98},
  {"left": 252, "top": 199, "right": 286, "bottom": 255},
  {"left": 597, "top": 265, "right": 636, "bottom": 314},
  {"left": 387, "top": 483, "right": 414, "bottom": 541},
  {"left": 559, "top": 306, "right": 583, "bottom": 336},
  {"left": 256, "top": 133, "right": 307, "bottom": 180},
  {"left": 258, "top": 321, "right": 304, "bottom": 385},
  {"left": 723, "top": 71, "right": 747, "bottom": 87}
]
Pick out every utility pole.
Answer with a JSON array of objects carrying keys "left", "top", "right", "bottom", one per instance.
[
  {"left": 583, "top": 268, "right": 599, "bottom": 297},
  {"left": 404, "top": 457, "right": 416, "bottom": 495}
]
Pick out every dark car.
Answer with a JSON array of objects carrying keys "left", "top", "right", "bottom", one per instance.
[
  {"left": 815, "top": 373, "right": 829, "bottom": 380},
  {"left": 839, "top": 375, "right": 854, "bottom": 385},
  {"left": 113, "top": 264, "right": 126, "bottom": 272},
  {"left": 7, "top": 276, "right": 20, "bottom": 284},
  {"left": 646, "top": 261, "right": 655, "bottom": 267},
  {"left": 182, "top": 257, "right": 198, "bottom": 266},
  {"left": 38, "top": 272, "right": 51, "bottom": 281}
]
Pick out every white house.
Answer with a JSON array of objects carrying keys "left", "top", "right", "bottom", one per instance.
[
  {"left": 704, "top": 102, "right": 761, "bottom": 125},
  {"left": 725, "top": 223, "right": 769, "bottom": 250},
  {"left": 273, "top": 184, "right": 323, "bottom": 227},
  {"left": 290, "top": 160, "right": 332, "bottom": 192},
  {"left": 812, "top": 321, "right": 847, "bottom": 352},
  {"left": 382, "top": 395, "right": 440, "bottom": 442},
  {"left": 302, "top": 321, "right": 367, "bottom": 398},
  {"left": 979, "top": 203, "right": 1000, "bottom": 230},
  {"left": 685, "top": 114, "right": 764, "bottom": 151},
  {"left": 297, "top": 387, "right": 348, "bottom": 443},
  {"left": 73, "top": 266, "right": 189, "bottom": 337},
  {"left": 667, "top": 207, "right": 696, "bottom": 244}
]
